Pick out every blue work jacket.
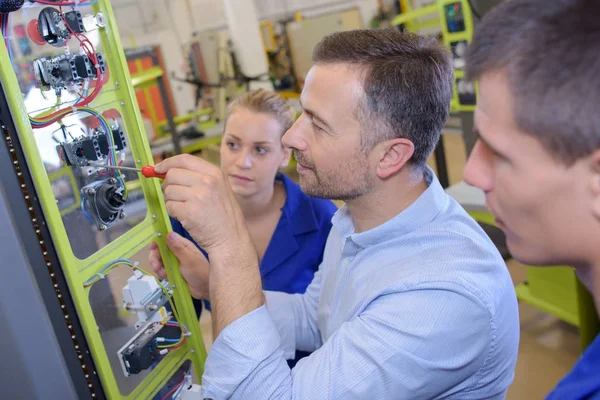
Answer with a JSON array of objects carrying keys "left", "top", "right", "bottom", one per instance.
[
  {"left": 546, "top": 333, "right": 600, "bottom": 400},
  {"left": 170, "top": 173, "right": 337, "bottom": 363}
]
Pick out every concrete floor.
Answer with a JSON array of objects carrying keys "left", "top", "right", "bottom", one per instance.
[{"left": 195, "top": 132, "right": 582, "bottom": 399}]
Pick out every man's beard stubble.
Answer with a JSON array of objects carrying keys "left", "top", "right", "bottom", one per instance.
[{"left": 293, "top": 150, "right": 374, "bottom": 201}]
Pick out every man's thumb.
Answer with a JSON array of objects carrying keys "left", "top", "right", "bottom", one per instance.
[{"left": 166, "top": 231, "right": 188, "bottom": 254}]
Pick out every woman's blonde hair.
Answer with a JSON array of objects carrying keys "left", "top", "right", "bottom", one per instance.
[{"left": 226, "top": 89, "right": 296, "bottom": 135}]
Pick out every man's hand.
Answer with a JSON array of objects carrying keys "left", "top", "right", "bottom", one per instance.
[
  {"left": 148, "top": 232, "right": 209, "bottom": 299},
  {"left": 155, "top": 154, "right": 250, "bottom": 254},
  {"left": 155, "top": 154, "right": 264, "bottom": 337}
]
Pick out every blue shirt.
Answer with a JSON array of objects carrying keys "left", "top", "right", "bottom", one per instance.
[
  {"left": 170, "top": 173, "right": 337, "bottom": 312},
  {"left": 201, "top": 167, "right": 520, "bottom": 400},
  {"left": 547, "top": 333, "right": 600, "bottom": 400}
]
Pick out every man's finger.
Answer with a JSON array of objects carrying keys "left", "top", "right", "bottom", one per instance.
[
  {"left": 160, "top": 168, "right": 206, "bottom": 190},
  {"left": 165, "top": 200, "right": 187, "bottom": 222},
  {"left": 166, "top": 231, "right": 196, "bottom": 261},
  {"left": 155, "top": 154, "right": 218, "bottom": 175},
  {"left": 163, "top": 184, "right": 198, "bottom": 203}
]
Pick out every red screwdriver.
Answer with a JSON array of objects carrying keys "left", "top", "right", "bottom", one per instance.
[{"left": 91, "top": 164, "right": 166, "bottom": 179}]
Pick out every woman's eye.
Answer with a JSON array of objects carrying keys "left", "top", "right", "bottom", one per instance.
[
  {"left": 256, "top": 147, "right": 268, "bottom": 154},
  {"left": 227, "top": 142, "right": 238, "bottom": 149}
]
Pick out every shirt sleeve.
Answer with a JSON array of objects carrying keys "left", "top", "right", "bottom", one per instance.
[
  {"left": 263, "top": 267, "right": 323, "bottom": 359},
  {"left": 202, "top": 286, "right": 492, "bottom": 400}
]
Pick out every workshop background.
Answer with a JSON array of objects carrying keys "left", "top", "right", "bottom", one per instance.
[
  {"left": 107, "top": 0, "right": 593, "bottom": 397},
  {"left": 0, "top": 0, "right": 595, "bottom": 398}
]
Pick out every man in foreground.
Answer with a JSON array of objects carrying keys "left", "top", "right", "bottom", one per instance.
[
  {"left": 463, "top": 0, "right": 600, "bottom": 398},
  {"left": 155, "top": 29, "right": 519, "bottom": 399}
]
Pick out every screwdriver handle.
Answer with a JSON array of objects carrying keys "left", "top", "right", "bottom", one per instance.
[{"left": 141, "top": 165, "right": 166, "bottom": 180}]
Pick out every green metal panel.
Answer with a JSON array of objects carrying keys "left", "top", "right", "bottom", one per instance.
[
  {"left": 392, "top": 0, "right": 476, "bottom": 113},
  {"left": 0, "top": 1, "right": 206, "bottom": 398}
]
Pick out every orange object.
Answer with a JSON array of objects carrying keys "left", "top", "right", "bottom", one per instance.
[
  {"left": 140, "top": 165, "right": 166, "bottom": 179},
  {"left": 91, "top": 164, "right": 166, "bottom": 180}
]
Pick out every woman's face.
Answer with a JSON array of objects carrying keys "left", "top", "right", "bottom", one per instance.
[{"left": 220, "top": 107, "right": 291, "bottom": 198}]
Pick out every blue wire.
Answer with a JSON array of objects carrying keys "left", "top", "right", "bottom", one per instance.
[
  {"left": 80, "top": 199, "right": 94, "bottom": 223},
  {"left": 172, "top": 371, "right": 190, "bottom": 399},
  {"left": 83, "top": 258, "right": 134, "bottom": 286}
]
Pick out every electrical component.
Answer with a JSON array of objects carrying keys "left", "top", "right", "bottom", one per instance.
[
  {"left": 450, "top": 40, "right": 468, "bottom": 70},
  {"left": 36, "top": 7, "right": 84, "bottom": 47},
  {"left": 57, "top": 123, "right": 125, "bottom": 167},
  {"left": 80, "top": 178, "right": 126, "bottom": 229},
  {"left": 456, "top": 77, "right": 476, "bottom": 106},
  {"left": 117, "top": 322, "right": 182, "bottom": 376},
  {"left": 178, "top": 383, "right": 203, "bottom": 400},
  {"left": 33, "top": 52, "right": 106, "bottom": 92},
  {"left": 0, "top": 0, "right": 24, "bottom": 13},
  {"left": 122, "top": 269, "right": 171, "bottom": 329}
]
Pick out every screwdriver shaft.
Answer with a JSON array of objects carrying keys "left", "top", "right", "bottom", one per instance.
[{"left": 90, "top": 163, "right": 141, "bottom": 172}]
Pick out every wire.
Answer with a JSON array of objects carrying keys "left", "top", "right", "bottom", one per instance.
[
  {"left": 156, "top": 321, "right": 189, "bottom": 350},
  {"left": 171, "top": 371, "right": 190, "bottom": 400},
  {"left": 1, "top": 13, "right": 12, "bottom": 62},
  {"left": 161, "top": 372, "right": 187, "bottom": 400},
  {"left": 83, "top": 258, "right": 137, "bottom": 287},
  {"left": 32, "top": 0, "right": 99, "bottom": 6},
  {"left": 83, "top": 259, "right": 184, "bottom": 333},
  {"left": 80, "top": 198, "right": 94, "bottom": 223}
]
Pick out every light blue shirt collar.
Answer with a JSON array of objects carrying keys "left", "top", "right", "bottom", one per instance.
[{"left": 332, "top": 167, "right": 447, "bottom": 248}]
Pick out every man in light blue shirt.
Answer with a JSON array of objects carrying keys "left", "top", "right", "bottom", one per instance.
[{"left": 156, "top": 29, "right": 519, "bottom": 399}]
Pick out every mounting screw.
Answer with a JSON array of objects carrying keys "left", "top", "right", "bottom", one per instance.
[
  {"left": 136, "top": 159, "right": 141, "bottom": 163},
  {"left": 157, "top": 232, "right": 162, "bottom": 237},
  {"left": 99, "top": 224, "right": 107, "bottom": 231},
  {"left": 191, "top": 349, "right": 195, "bottom": 353},
  {"left": 115, "top": 81, "right": 119, "bottom": 86},
  {"left": 119, "top": 211, "right": 126, "bottom": 219},
  {"left": 120, "top": 102, "right": 125, "bottom": 106},
  {"left": 152, "top": 214, "right": 156, "bottom": 219},
  {"left": 108, "top": 177, "right": 117, "bottom": 184},
  {"left": 87, "top": 188, "right": 96, "bottom": 195}
]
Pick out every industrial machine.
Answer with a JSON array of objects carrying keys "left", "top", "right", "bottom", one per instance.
[{"left": 0, "top": 1, "right": 207, "bottom": 398}]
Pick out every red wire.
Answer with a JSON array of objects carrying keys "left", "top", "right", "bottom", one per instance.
[
  {"left": 33, "top": 0, "right": 93, "bottom": 5},
  {"left": 32, "top": 7, "right": 104, "bottom": 128},
  {"left": 161, "top": 372, "right": 187, "bottom": 400}
]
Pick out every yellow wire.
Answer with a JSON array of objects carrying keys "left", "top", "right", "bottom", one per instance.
[{"left": 83, "top": 261, "right": 186, "bottom": 345}]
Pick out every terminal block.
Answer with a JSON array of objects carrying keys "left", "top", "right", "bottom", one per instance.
[
  {"left": 34, "top": 53, "right": 106, "bottom": 92},
  {"left": 117, "top": 322, "right": 182, "bottom": 376},
  {"left": 36, "top": 7, "right": 84, "bottom": 47},
  {"left": 57, "top": 124, "right": 125, "bottom": 167}
]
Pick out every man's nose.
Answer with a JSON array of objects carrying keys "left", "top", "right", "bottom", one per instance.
[
  {"left": 282, "top": 113, "right": 308, "bottom": 152},
  {"left": 464, "top": 141, "right": 493, "bottom": 193}
]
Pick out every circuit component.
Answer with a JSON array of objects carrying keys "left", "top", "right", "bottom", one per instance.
[
  {"left": 117, "top": 322, "right": 182, "bottom": 376},
  {"left": 0, "top": 0, "right": 24, "bottom": 13},
  {"left": 37, "top": 7, "right": 84, "bottom": 47},
  {"left": 80, "top": 178, "right": 126, "bottom": 230},
  {"left": 33, "top": 53, "right": 106, "bottom": 92},
  {"left": 122, "top": 269, "right": 171, "bottom": 329},
  {"left": 57, "top": 124, "right": 125, "bottom": 167}
]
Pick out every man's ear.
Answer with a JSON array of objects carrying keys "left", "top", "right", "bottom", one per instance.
[
  {"left": 375, "top": 138, "right": 415, "bottom": 179},
  {"left": 589, "top": 150, "right": 600, "bottom": 219},
  {"left": 280, "top": 147, "right": 292, "bottom": 168}
]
